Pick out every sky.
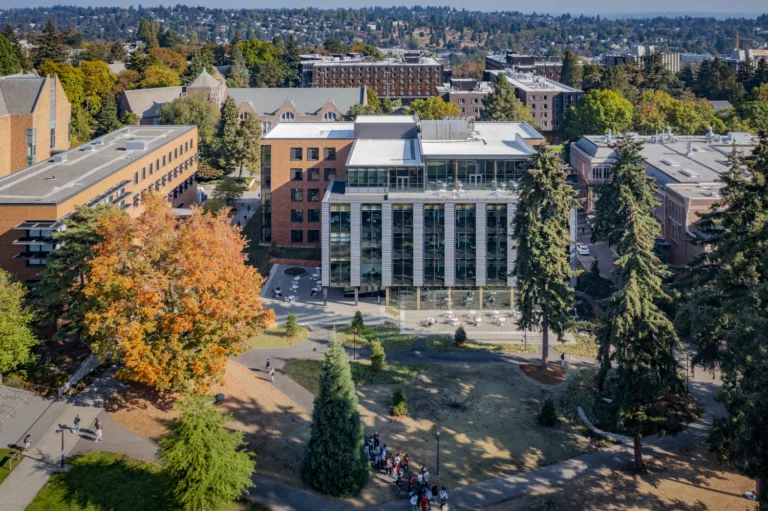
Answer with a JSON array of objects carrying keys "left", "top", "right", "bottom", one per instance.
[{"left": 0, "top": 0, "right": 764, "bottom": 16}]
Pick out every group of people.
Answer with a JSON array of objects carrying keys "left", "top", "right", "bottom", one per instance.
[
  {"left": 363, "top": 432, "right": 449, "bottom": 510},
  {"left": 22, "top": 415, "right": 104, "bottom": 452}
]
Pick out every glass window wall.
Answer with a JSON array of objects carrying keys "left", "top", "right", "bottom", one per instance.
[
  {"left": 455, "top": 204, "right": 476, "bottom": 286},
  {"left": 392, "top": 204, "right": 413, "bottom": 286},
  {"left": 487, "top": 204, "right": 508, "bottom": 284},
  {"left": 330, "top": 204, "right": 351, "bottom": 286},
  {"left": 361, "top": 204, "right": 382, "bottom": 286},
  {"left": 424, "top": 204, "right": 445, "bottom": 286}
]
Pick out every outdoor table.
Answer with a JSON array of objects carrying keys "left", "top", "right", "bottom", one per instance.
[
  {"left": 293, "top": 276, "right": 301, "bottom": 281},
  {"left": 450, "top": 317, "right": 459, "bottom": 326}
]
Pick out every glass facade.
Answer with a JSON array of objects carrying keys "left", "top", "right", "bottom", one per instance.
[
  {"left": 455, "top": 204, "right": 476, "bottom": 286},
  {"left": 426, "top": 159, "right": 528, "bottom": 191},
  {"left": 346, "top": 167, "right": 423, "bottom": 192},
  {"left": 260, "top": 145, "right": 272, "bottom": 242},
  {"left": 392, "top": 204, "right": 413, "bottom": 286},
  {"left": 330, "top": 204, "right": 351, "bottom": 286},
  {"left": 486, "top": 204, "right": 508, "bottom": 284},
  {"left": 361, "top": 204, "right": 382, "bottom": 285},
  {"left": 424, "top": 204, "right": 445, "bottom": 286}
]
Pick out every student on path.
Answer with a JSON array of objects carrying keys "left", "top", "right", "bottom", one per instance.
[
  {"left": 439, "top": 487, "right": 448, "bottom": 509},
  {"left": 23, "top": 435, "right": 31, "bottom": 451},
  {"left": 73, "top": 414, "right": 81, "bottom": 434},
  {"left": 403, "top": 453, "right": 410, "bottom": 471},
  {"left": 410, "top": 493, "right": 418, "bottom": 511},
  {"left": 95, "top": 426, "right": 103, "bottom": 442},
  {"left": 266, "top": 358, "right": 271, "bottom": 372},
  {"left": 425, "top": 488, "right": 433, "bottom": 509},
  {"left": 423, "top": 470, "right": 430, "bottom": 484},
  {"left": 94, "top": 417, "right": 102, "bottom": 430},
  {"left": 561, "top": 352, "right": 566, "bottom": 366},
  {"left": 420, "top": 494, "right": 429, "bottom": 511},
  {"left": 270, "top": 367, "right": 275, "bottom": 384}
]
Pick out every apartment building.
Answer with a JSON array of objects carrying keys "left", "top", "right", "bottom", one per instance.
[
  {"left": 571, "top": 130, "right": 759, "bottom": 265},
  {"left": 0, "top": 74, "right": 71, "bottom": 178},
  {"left": 0, "top": 125, "right": 199, "bottom": 283},
  {"left": 603, "top": 46, "right": 682, "bottom": 74},
  {"left": 437, "top": 79, "right": 492, "bottom": 118},
  {"left": 300, "top": 52, "right": 444, "bottom": 101},
  {"left": 120, "top": 69, "right": 366, "bottom": 134},
  {"left": 487, "top": 71, "right": 584, "bottom": 144},
  {"left": 485, "top": 53, "right": 563, "bottom": 81},
  {"left": 303, "top": 116, "right": 567, "bottom": 310}
]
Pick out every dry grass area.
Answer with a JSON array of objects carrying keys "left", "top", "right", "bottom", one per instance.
[
  {"left": 519, "top": 363, "right": 566, "bottom": 385},
  {"left": 482, "top": 442, "right": 758, "bottom": 511}
]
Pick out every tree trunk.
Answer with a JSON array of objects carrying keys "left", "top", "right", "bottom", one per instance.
[
  {"left": 757, "top": 477, "right": 767, "bottom": 509},
  {"left": 633, "top": 436, "right": 645, "bottom": 473},
  {"left": 541, "top": 310, "right": 549, "bottom": 369}
]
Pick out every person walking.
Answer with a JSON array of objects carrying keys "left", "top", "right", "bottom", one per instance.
[
  {"left": 23, "top": 435, "right": 31, "bottom": 451},
  {"left": 431, "top": 485, "right": 439, "bottom": 507},
  {"left": 270, "top": 367, "right": 275, "bottom": 384},
  {"left": 73, "top": 414, "right": 81, "bottom": 434},
  {"left": 423, "top": 469, "right": 430, "bottom": 485},
  {"left": 420, "top": 493, "right": 429, "bottom": 511},
  {"left": 373, "top": 431, "right": 380, "bottom": 449},
  {"left": 403, "top": 453, "right": 410, "bottom": 471},
  {"left": 439, "top": 487, "right": 449, "bottom": 510},
  {"left": 425, "top": 487, "right": 433, "bottom": 509},
  {"left": 561, "top": 352, "right": 566, "bottom": 366},
  {"left": 266, "top": 358, "right": 271, "bottom": 372},
  {"left": 410, "top": 493, "right": 418, "bottom": 511},
  {"left": 95, "top": 426, "right": 103, "bottom": 442},
  {"left": 94, "top": 417, "right": 102, "bottom": 430}
]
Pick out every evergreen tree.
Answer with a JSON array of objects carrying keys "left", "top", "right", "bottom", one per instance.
[
  {"left": 0, "top": 34, "right": 21, "bottom": 76},
  {"left": 217, "top": 96, "right": 240, "bottom": 170},
  {"left": 185, "top": 47, "right": 216, "bottom": 82},
  {"left": 2, "top": 25, "right": 29, "bottom": 71},
  {"left": 513, "top": 145, "right": 576, "bottom": 368},
  {"left": 481, "top": 73, "right": 532, "bottom": 122},
  {"left": 226, "top": 45, "right": 250, "bottom": 88},
  {"left": 136, "top": 19, "right": 158, "bottom": 49},
  {"left": 95, "top": 93, "right": 122, "bottom": 136},
  {"left": 676, "top": 135, "right": 768, "bottom": 503},
  {"left": 0, "top": 269, "right": 39, "bottom": 374},
  {"left": 34, "top": 204, "right": 119, "bottom": 340},
  {"left": 595, "top": 136, "right": 684, "bottom": 472},
  {"left": 304, "top": 335, "right": 369, "bottom": 496},
  {"left": 234, "top": 113, "right": 261, "bottom": 176},
  {"left": 285, "top": 313, "right": 299, "bottom": 337},
  {"left": 160, "top": 395, "right": 255, "bottom": 511},
  {"left": 560, "top": 50, "right": 583, "bottom": 89},
  {"left": 33, "top": 20, "right": 67, "bottom": 66}
]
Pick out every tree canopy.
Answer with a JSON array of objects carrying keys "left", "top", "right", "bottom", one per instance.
[
  {"left": 481, "top": 73, "right": 532, "bottom": 122},
  {"left": 158, "top": 92, "right": 221, "bottom": 143},
  {"left": 405, "top": 96, "right": 461, "bottom": 120},
  {"left": 565, "top": 88, "right": 634, "bottom": 140},
  {"left": 0, "top": 269, "right": 39, "bottom": 374}
]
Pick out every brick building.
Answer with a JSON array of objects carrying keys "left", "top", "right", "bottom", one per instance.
[
  {"left": 437, "top": 79, "right": 492, "bottom": 118},
  {"left": 0, "top": 125, "right": 199, "bottom": 283},
  {"left": 485, "top": 53, "right": 563, "bottom": 81},
  {"left": 300, "top": 52, "right": 444, "bottom": 101},
  {"left": 0, "top": 74, "right": 71, "bottom": 178},
  {"left": 487, "top": 71, "right": 584, "bottom": 144}
]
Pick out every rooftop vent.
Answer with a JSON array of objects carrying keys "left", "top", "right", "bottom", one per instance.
[
  {"left": 82, "top": 145, "right": 96, "bottom": 151},
  {"left": 680, "top": 169, "right": 700, "bottom": 178},
  {"left": 92, "top": 139, "right": 105, "bottom": 146},
  {"left": 52, "top": 153, "right": 67, "bottom": 163},
  {"left": 661, "top": 158, "right": 680, "bottom": 167},
  {"left": 125, "top": 140, "right": 149, "bottom": 151}
]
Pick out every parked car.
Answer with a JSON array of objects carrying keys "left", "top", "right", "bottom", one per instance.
[{"left": 576, "top": 243, "right": 590, "bottom": 255}]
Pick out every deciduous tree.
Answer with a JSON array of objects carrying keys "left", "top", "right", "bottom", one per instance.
[
  {"left": 139, "top": 65, "right": 181, "bottom": 89},
  {"left": 564, "top": 88, "right": 633, "bottom": 140},
  {"left": 0, "top": 269, "right": 39, "bottom": 374},
  {"left": 405, "top": 96, "right": 460, "bottom": 120},
  {"left": 82, "top": 195, "right": 274, "bottom": 391},
  {"left": 158, "top": 92, "right": 220, "bottom": 143},
  {"left": 513, "top": 145, "right": 576, "bottom": 368}
]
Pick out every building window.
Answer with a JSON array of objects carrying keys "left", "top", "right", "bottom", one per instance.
[
  {"left": 324, "top": 168, "right": 337, "bottom": 181},
  {"left": 308, "top": 208, "right": 321, "bottom": 222},
  {"left": 26, "top": 129, "right": 36, "bottom": 165},
  {"left": 291, "top": 189, "right": 303, "bottom": 201},
  {"left": 142, "top": 167, "right": 146, "bottom": 180},
  {"left": 323, "top": 112, "right": 337, "bottom": 121},
  {"left": 308, "top": 168, "right": 320, "bottom": 181},
  {"left": 424, "top": 204, "right": 445, "bottom": 286},
  {"left": 291, "top": 230, "right": 303, "bottom": 243},
  {"left": 308, "top": 148, "right": 320, "bottom": 161},
  {"left": 362, "top": 204, "right": 383, "bottom": 285},
  {"left": 308, "top": 230, "right": 320, "bottom": 242},
  {"left": 308, "top": 189, "right": 321, "bottom": 202},
  {"left": 291, "top": 209, "right": 304, "bottom": 223},
  {"left": 290, "top": 148, "right": 303, "bottom": 160},
  {"left": 324, "top": 148, "right": 336, "bottom": 160},
  {"left": 392, "top": 204, "right": 414, "bottom": 286},
  {"left": 291, "top": 168, "right": 303, "bottom": 181},
  {"left": 50, "top": 127, "right": 55, "bottom": 149},
  {"left": 330, "top": 204, "right": 352, "bottom": 286},
  {"left": 134, "top": 172, "right": 139, "bottom": 185},
  {"left": 486, "top": 204, "right": 508, "bottom": 284},
  {"left": 455, "top": 204, "right": 476, "bottom": 286},
  {"left": 281, "top": 112, "right": 295, "bottom": 121}
]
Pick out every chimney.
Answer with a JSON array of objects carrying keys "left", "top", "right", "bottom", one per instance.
[{"left": 686, "top": 142, "right": 693, "bottom": 159}]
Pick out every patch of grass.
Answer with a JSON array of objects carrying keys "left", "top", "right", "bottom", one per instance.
[
  {"left": 555, "top": 331, "right": 598, "bottom": 358},
  {"left": 283, "top": 359, "right": 424, "bottom": 396},
  {"left": 248, "top": 326, "right": 310, "bottom": 349},
  {"left": 338, "top": 321, "right": 417, "bottom": 352},
  {"left": 241, "top": 214, "right": 321, "bottom": 277},
  {"left": 425, "top": 335, "right": 538, "bottom": 354},
  {"left": 0, "top": 448, "right": 22, "bottom": 485},
  {"left": 26, "top": 451, "right": 171, "bottom": 511}
]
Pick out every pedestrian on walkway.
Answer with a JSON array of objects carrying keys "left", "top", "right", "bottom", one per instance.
[
  {"left": 430, "top": 485, "right": 439, "bottom": 506},
  {"left": 410, "top": 493, "right": 418, "bottom": 511},
  {"left": 95, "top": 426, "right": 103, "bottom": 442},
  {"left": 561, "top": 352, "right": 565, "bottom": 366},
  {"left": 23, "top": 435, "right": 31, "bottom": 451},
  {"left": 94, "top": 417, "right": 102, "bottom": 430},
  {"left": 373, "top": 431, "right": 380, "bottom": 449},
  {"left": 425, "top": 487, "right": 433, "bottom": 509},
  {"left": 403, "top": 453, "right": 410, "bottom": 471},
  {"left": 423, "top": 469, "right": 430, "bottom": 485},
  {"left": 266, "top": 358, "right": 271, "bottom": 372},
  {"left": 439, "top": 487, "right": 448, "bottom": 510},
  {"left": 247, "top": 205, "right": 251, "bottom": 212},
  {"left": 270, "top": 367, "right": 275, "bottom": 384},
  {"left": 420, "top": 494, "right": 429, "bottom": 511},
  {"left": 73, "top": 414, "right": 81, "bottom": 434}
]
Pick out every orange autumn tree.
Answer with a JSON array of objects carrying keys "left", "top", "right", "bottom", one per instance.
[{"left": 83, "top": 194, "right": 274, "bottom": 391}]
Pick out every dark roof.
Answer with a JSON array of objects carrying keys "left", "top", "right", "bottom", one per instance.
[{"left": 0, "top": 77, "right": 46, "bottom": 115}]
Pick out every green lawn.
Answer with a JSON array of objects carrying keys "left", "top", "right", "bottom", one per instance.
[
  {"left": 241, "top": 214, "right": 320, "bottom": 277},
  {"left": 338, "top": 321, "right": 418, "bottom": 352},
  {"left": 425, "top": 335, "right": 538, "bottom": 353},
  {"left": 248, "top": 326, "right": 310, "bottom": 349},
  {"left": 283, "top": 358, "right": 424, "bottom": 396},
  {"left": 26, "top": 452, "right": 171, "bottom": 511},
  {"left": 555, "top": 331, "right": 599, "bottom": 358},
  {"left": 0, "top": 448, "right": 22, "bottom": 485}
]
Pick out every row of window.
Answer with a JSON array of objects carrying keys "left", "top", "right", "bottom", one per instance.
[
  {"left": 291, "top": 168, "right": 337, "bottom": 181},
  {"left": 133, "top": 138, "right": 196, "bottom": 186},
  {"left": 290, "top": 147, "right": 337, "bottom": 161},
  {"left": 290, "top": 209, "right": 321, "bottom": 223},
  {"left": 290, "top": 230, "right": 321, "bottom": 243},
  {"left": 291, "top": 189, "right": 323, "bottom": 202}
]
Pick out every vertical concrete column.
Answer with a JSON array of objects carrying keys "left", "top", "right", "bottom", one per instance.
[
  {"left": 507, "top": 202, "right": 517, "bottom": 287},
  {"left": 413, "top": 203, "right": 424, "bottom": 287},
  {"left": 476, "top": 203, "right": 487, "bottom": 287},
  {"left": 416, "top": 287, "right": 421, "bottom": 310},
  {"left": 570, "top": 207, "right": 578, "bottom": 287},
  {"left": 479, "top": 287, "right": 484, "bottom": 310},
  {"left": 351, "top": 203, "right": 361, "bottom": 287},
  {"left": 444, "top": 203, "right": 455, "bottom": 287},
  {"left": 382, "top": 203, "right": 393, "bottom": 287},
  {"left": 321, "top": 202, "right": 331, "bottom": 287}
]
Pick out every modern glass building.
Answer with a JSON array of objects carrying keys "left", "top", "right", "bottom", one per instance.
[{"left": 319, "top": 116, "right": 575, "bottom": 310}]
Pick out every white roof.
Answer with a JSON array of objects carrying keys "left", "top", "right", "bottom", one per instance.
[
  {"left": 354, "top": 115, "right": 418, "bottom": 124},
  {"left": 347, "top": 139, "right": 421, "bottom": 167},
  {"left": 421, "top": 122, "right": 542, "bottom": 158},
  {"left": 262, "top": 122, "right": 355, "bottom": 139}
]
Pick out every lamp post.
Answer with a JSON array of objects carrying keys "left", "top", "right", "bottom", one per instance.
[{"left": 435, "top": 428, "right": 441, "bottom": 476}]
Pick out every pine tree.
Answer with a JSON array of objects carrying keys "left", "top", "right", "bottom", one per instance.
[
  {"left": 136, "top": 19, "right": 158, "bottom": 49},
  {"left": 676, "top": 135, "right": 768, "bottom": 503},
  {"left": 304, "top": 336, "right": 369, "bottom": 496},
  {"left": 595, "top": 136, "right": 684, "bottom": 472},
  {"left": 217, "top": 96, "right": 240, "bottom": 170},
  {"left": 234, "top": 113, "right": 261, "bottom": 176},
  {"left": 226, "top": 45, "right": 250, "bottom": 88},
  {"left": 33, "top": 20, "right": 67, "bottom": 66},
  {"left": 160, "top": 395, "right": 255, "bottom": 511},
  {"left": 513, "top": 145, "right": 576, "bottom": 368},
  {"left": 95, "top": 93, "right": 122, "bottom": 137},
  {"left": 285, "top": 313, "right": 299, "bottom": 337},
  {"left": 481, "top": 73, "right": 532, "bottom": 122},
  {"left": 0, "top": 34, "right": 21, "bottom": 76},
  {"left": 560, "top": 50, "right": 583, "bottom": 89}
]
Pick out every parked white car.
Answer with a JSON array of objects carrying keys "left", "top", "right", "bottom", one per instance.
[{"left": 576, "top": 243, "right": 590, "bottom": 256}]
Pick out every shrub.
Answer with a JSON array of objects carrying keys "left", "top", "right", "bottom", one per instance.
[
  {"left": 351, "top": 311, "right": 365, "bottom": 335},
  {"left": 539, "top": 396, "right": 558, "bottom": 427},
  {"left": 454, "top": 326, "right": 467, "bottom": 346},
  {"left": 370, "top": 340, "right": 386, "bottom": 373},
  {"left": 285, "top": 313, "right": 299, "bottom": 337},
  {"left": 391, "top": 387, "right": 408, "bottom": 416}
]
